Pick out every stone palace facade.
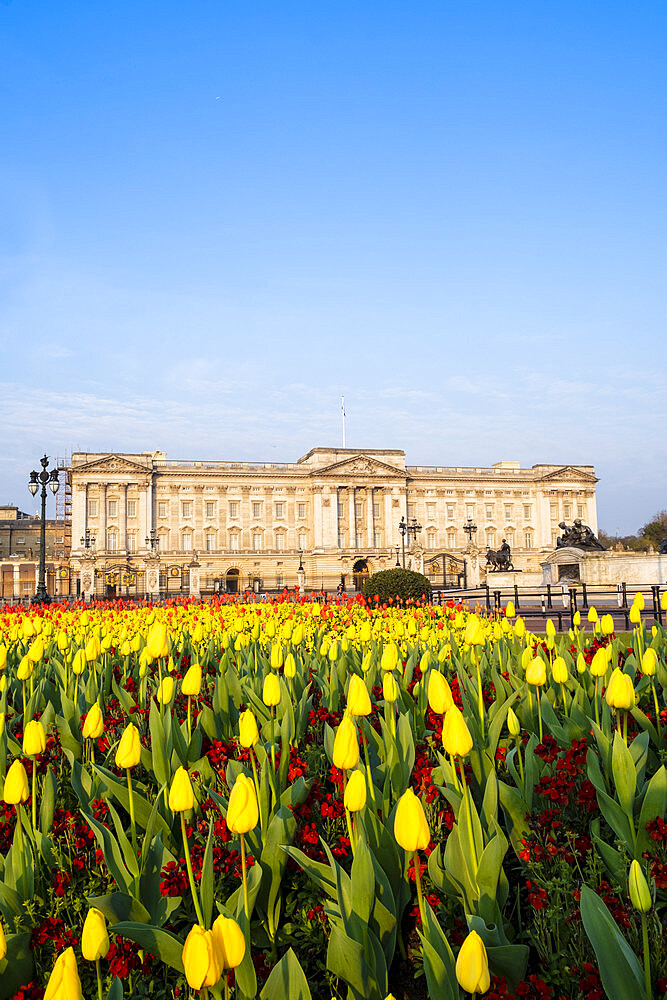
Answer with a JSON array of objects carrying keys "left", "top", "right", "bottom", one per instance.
[{"left": 68, "top": 447, "right": 598, "bottom": 599}]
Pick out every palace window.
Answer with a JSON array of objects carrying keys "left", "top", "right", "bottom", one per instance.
[
  {"left": 505, "top": 505, "right": 513, "bottom": 519},
  {"left": 485, "top": 505, "right": 494, "bottom": 520},
  {"left": 205, "top": 532, "right": 215, "bottom": 552},
  {"left": 426, "top": 503, "right": 435, "bottom": 521},
  {"left": 229, "top": 501, "right": 239, "bottom": 518},
  {"left": 126, "top": 500, "right": 137, "bottom": 518},
  {"left": 181, "top": 532, "right": 192, "bottom": 551},
  {"left": 523, "top": 505, "right": 532, "bottom": 520},
  {"left": 426, "top": 530, "right": 436, "bottom": 549},
  {"left": 127, "top": 533, "right": 137, "bottom": 552},
  {"left": 106, "top": 530, "right": 118, "bottom": 551},
  {"left": 206, "top": 501, "right": 216, "bottom": 518},
  {"left": 87, "top": 500, "right": 98, "bottom": 518},
  {"left": 252, "top": 502, "right": 262, "bottom": 518},
  {"left": 275, "top": 502, "right": 284, "bottom": 518},
  {"left": 373, "top": 502, "right": 380, "bottom": 517},
  {"left": 524, "top": 530, "right": 533, "bottom": 549},
  {"left": 447, "top": 504, "right": 454, "bottom": 519},
  {"left": 275, "top": 532, "right": 285, "bottom": 551},
  {"left": 298, "top": 532, "right": 307, "bottom": 550},
  {"left": 252, "top": 533, "right": 262, "bottom": 551},
  {"left": 486, "top": 529, "right": 496, "bottom": 548},
  {"left": 107, "top": 500, "right": 118, "bottom": 518},
  {"left": 181, "top": 502, "right": 192, "bottom": 519},
  {"left": 354, "top": 500, "right": 363, "bottom": 518},
  {"left": 229, "top": 532, "right": 239, "bottom": 551},
  {"left": 297, "top": 503, "right": 306, "bottom": 518},
  {"left": 447, "top": 530, "right": 457, "bottom": 548},
  {"left": 158, "top": 501, "right": 168, "bottom": 518}
]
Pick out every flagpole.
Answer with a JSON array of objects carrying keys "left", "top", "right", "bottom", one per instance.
[{"left": 341, "top": 395, "right": 346, "bottom": 448}]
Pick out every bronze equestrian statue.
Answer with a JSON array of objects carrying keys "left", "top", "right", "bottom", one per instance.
[{"left": 485, "top": 538, "right": 514, "bottom": 571}]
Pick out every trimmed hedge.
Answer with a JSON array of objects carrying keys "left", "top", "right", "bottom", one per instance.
[{"left": 361, "top": 567, "right": 432, "bottom": 604}]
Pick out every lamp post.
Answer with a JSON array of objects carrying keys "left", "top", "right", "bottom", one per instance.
[
  {"left": 398, "top": 515, "right": 422, "bottom": 569},
  {"left": 395, "top": 544, "right": 400, "bottom": 567},
  {"left": 463, "top": 517, "right": 478, "bottom": 543},
  {"left": 298, "top": 547, "right": 304, "bottom": 571},
  {"left": 80, "top": 528, "right": 96, "bottom": 550},
  {"left": 28, "top": 455, "right": 59, "bottom": 603},
  {"left": 145, "top": 528, "right": 159, "bottom": 553}
]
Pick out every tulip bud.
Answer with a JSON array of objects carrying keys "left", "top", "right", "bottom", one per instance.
[
  {"left": 81, "top": 908, "right": 109, "bottom": 961},
  {"left": 505, "top": 601, "right": 515, "bottom": 619},
  {"left": 526, "top": 657, "right": 547, "bottom": 687},
  {"left": 641, "top": 649, "right": 657, "bottom": 677},
  {"left": 0, "top": 919, "right": 6, "bottom": 961},
  {"left": 600, "top": 614, "right": 614, "bottom": 636},
  {"left": 169, "top": 766, "right": 195, "bottom": 812},
  {"left": 333, "top": 716, "right": 359, "bottom": 770},
  {"left": 262, "top": 672, "right": 281, "bottom": 707},
  {"left": 0, "top": 645, "right": 6, "bottom": 670},
  {"left": 464, "top": 617, "right": 484, "bottom": 646},
  {"left": 343, "top": 769, "right": 367, "bottom": 812},
  {"left": 382, "top": 671, "right": 398, "bottom": 704},
  {"left": 211, "top": 915, "right": 246, "bottom": 970},
  {"left": 507, "top": 706, "right": 521, "bottom": 737},
  {"left": 629, "top": 604, "right": 641, "bottom": 625},
  {"left": 27, "top": 637, "right": 45, "bottom": 663},
  {"left": 17, "top": 656, "right": 34, "bottom": 681},
  {"left": 115, "top": 723, "right": 141, "bottom": 769},
  {"left": 588, "top": 606, "right": 598, "bottom": 623},
  {"left": 359, "top": 621, "right": 371, "bottom": 643},
  {"left": 239, "top": 709, "right": 260, "bottom": 748},
  {"left": 576, "top": 652, "right": 587, "bottom": 674},
  {"left": 455, "top": 930, "right": 490, "bottom": 995},
  {"left": 157, "top": 676, "right": 174, "bottom": 705},
  {"left": 347, "top": 674, "right": 372, "bottom": 717},
  {"left": 573, "top": 610, "right": 581, "bottom": 626},
  {"left": 605, "top": 669, "right": 635, "bottom": 711},
  {"left": 442, "top": 705, "right": 473, "bottom": 757},
  {"left": 22, "top": 719, "right": 46, "bottom": 757},
  {"left": 147, "top": 621, "right": 169, "bottom": 660},
  {"left": 428, "top": 671, "right": 454, "bottom": 715},
  {"left": 394, "top": 787, "right": 430, "bottom": 852},
  {"left": 72, "top": 649, "right": 87, "bottom": 676},
  {"left": 545, "top": 619, "right": 556, "bottom": 638},
  {"left": 82, "top": 703, "right": 104, "bottom": 740},
  {"left": 44, "top": 946, "right": 83, "bottom": 1000},
  {"left": 514, "top": 617, "right": 526, "bottom": 638},
  {"left": 226, "top": 774, "right": 259, "bottom": 834},
  {"left": 182, "top": 925, "right": 221, "bottom": 990},
  {"left": 270, "top": 644, "right": 284, "bottom": 670},
  {"left": 3, "top": 759, "right": 29, "bottom": 804},
  {"left": 633, "top": 592, "right": 645, "bottom": 611},
  {"left": 85, "top": 637, "right": 101, "bottom": 662},
  {"left": 380, "top": 642, "right": 398, "bottom": 671},
  {"left": 181, "top": 664, "right": 202, "bottom": 697},
  {"left": 628, "top": 859, "right": 652, "bottom": 913},
  {"left": 284, "top": 652, "right": 296, "bottom": 678},
  {"left": 551, "top": 657, "right": 568, "bottom": 684},
  {"left": 590, "top": 647, "right": 609, "bottom": 677}
]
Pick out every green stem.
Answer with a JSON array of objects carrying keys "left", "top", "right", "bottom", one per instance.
[
  {"left": 250, "top": 747, "right": 265, "bottom": 833},
  {"left": 623, "top": 711, "right": 628, "bottom": 746},
  {"left": 641, "top": 912, "right": 651, "bottom": 999},
  {"left": 95, "top": 958, "right": 103, "bottom": 1000},
  {"left": 475, "top": 653, "right": 485, "bottom": 739},
  {"left": 225, "top": 975, "right": 230, "bottom": 1000},
  {"left": 15, "top": 805, "right": 27, "bottom": 896},
  {"left": 458, "top": 758, "right": 478, "bottom": 875},
  {"left": 31, "top": 760, "right": 38, "bottom": 832},
  {"left": 180, "top": 812, "right": 205, "bottom": 926},
  {"left": 187, "top": 696, "right": 192, "bottom": 745},
  {"left": 270, "top": 706, "right": 276, "bottom": 772},
  {"left": 126, "top": 769, "right": 138, "bottom": 860},
  {"left": 594, "top": 677, "right": 600, "bottom": 728},
  {"left": 412, "top": 850, "right": 426, "bottom": 927},
  {"left": 515, "top": 738, "right": 525, "bottom": 789},
  {"left": 240, "top": 832, "right": 250, "bottom": 929},
  {"left": 651, "top": 682, "right": 662, "bottom": 742},
  {"left": 535, "top": 686, "right": 543, "bottom": 744},
  {"left": 361, "top": 726, "right": 377, "bottom": 806}
]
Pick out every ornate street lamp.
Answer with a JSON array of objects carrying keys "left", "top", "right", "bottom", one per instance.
[
  {"left": 80, "top": 528, "right": 96, "bottom": 549},
  {"left": 145, "top": 528, "right": 160, "bottom": 553},
  {"left": 395, "top": 544, "right": 400, "bottom": 567},
  {"left": 28, "top": 455, "right": 59, "bottom": 603},
  {"left": 298, "top": 547, "right": 304, "bottom": 571},
  {"left": 398, "top": 515, "right": 422, "bottom": 568},
  {"left": 463, "top": 517, "right": 478, "bottom": 543}
]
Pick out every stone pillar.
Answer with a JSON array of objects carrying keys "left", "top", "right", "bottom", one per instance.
[
  {"left": 100, "top": 484, "right": 107, "bottom": 551},
  {"left": 145, "top": 556, "right": 160, "bottom": 601},
  {"left": 13, "top": 563, "right": 20, "bottom": 600},
  {"left": 189, "top": 557, "right": 201, "bottom": 599},
  {"left": 384, "top": 491, "right": 394, "bottom": 547},
  {"left": 313, "top": 490, "right": 323, "bottom": 548},
  {"left": 366, "top": 487, "right": 374, "bottom": 549},
  {"left": 120, "top": 484, "right": 128, "bottom": 553},
  {"left": 348, "top": 488, "right": 356, "bottom": 550}
]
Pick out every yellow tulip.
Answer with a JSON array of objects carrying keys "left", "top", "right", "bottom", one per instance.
[
  {"left": 17, "top": 656, "right": 33, "bottom": 681},
  {"left": 82, "top": 703, "right": 104, "bottom": 740},
  {"left": 284, "top": 652, "right": 296, "bottom": 678},
  {"left": 72, "top": 649, "right": 87, "bottom": 675},
  {"left": 182, "top": 925, "right": 221, "bottom": 990},
  {"left": 181, "top": 664, "right": 202, "bottom": 696},
  {"left": 332, "top": 716, "right": 359, "bottom": 770},
  {"left": 427, "top": 671, "right": 453, "bottom": 715},
  {"left": 147, "top": 621, "right": 169, "bottom": 659},
  {"left": 157, "top": 676, "right": 174, "bottom": 704},
  {"left": 588, "top": 606, "right": 598, "bottom": 623},
  {"left": 633, "top": 592, "right": 645, "bottom": 611},
  {"left": 380, "top": 642, "right": 398, "bottom": 671},
  {"left": 3, "top": 760, "right": 29, "bottom": 804},
  {"left": 455, "top": 930, "right": 490, "bottom": 995},
  {"left": 382, "top": 671, "right": 398, "bottom": 704},
  {"left": 81, "top": 908, "right": 109, "bottom": 961},
  {"left": 270, "top": 644, "right": 284, "bottom": 670},
  {"left": 600, "top": 614, "right": 614, "bottom": 636},
  {"left": 526, "top": 657, "right": 547, "bottom": 687},
  {"left": 629, "top": 604, "right": 641, "bottom": 625},
  {"left": 605, "top": 669, "right": 635, "bottom": 711},
  {"left": 576, "top": 652, "right": 587, "bottom": 674},
  {"left": 262, "top": 672, "right": 281, "bottom": 707},
  {"left": 343, "top": 769, "right": 367, "bottom": 812},
  {"left": 239, "top": 709, "right": 260, "bottom": 748},
  {"left": 22, "top": 719, "right": 46, "bottom": 756},
  {"left": 27, "top": 637, "right": 45, "bottom": 663},
  {"left": 85, "top": 637, "right": 101, "bottom": 661},
  {"left": 0, "top": 919, "right": 6, "bottom": 961},
  {"left": 211, "top": 915, "right": 246, "bottom": 970},
  {"left": 115, "top": 723, "right": 141, "bottom": 769},
  {"left": 505, "top": 601, "right": 515, "bottom": 618},
  {"left": 590, "top": 647, "right": 609, "bottom": 677},
  {"left": 441, "top": 705, "right": 473, "bottom": 757},
  {"left": 507, "top": 706, "right": 521, "bottom": 737},
  {"left": 545, "top": 619, "right": 556, "bottom": 638},
  {"left": 641, "top": 649, "right": 657, "bottom": 677},
  {"left": 44, "top": 947, "right": 83, "bottom": 1000},
  {"left": 551, "top": 657, "right": 568, "bottom": 684},
  {"left": 393, "top": 787, "right": 430, "bottom": 852},
  {"left": 514, "top": 617, "right": 526, "bottom": 638},
  {"left": 628, "top": 860, "right": 652, "bottom": 913},
  {"left": 0, "top": 645, "right": 6, "bottom": 670},
  {"left": 226, "top": 774, "right": 259, "bottom": 834},
  {"left": 347, "top": 674, "right": 371, "bottom": 717},
  {"left": 168, "top": 766, "right": 195, "bottom": 813}
]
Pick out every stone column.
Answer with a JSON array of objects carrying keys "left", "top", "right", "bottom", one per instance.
[
  {"left": 313, "top": 489, "right": 323, "bottom": 548},
  {"left": 348, "top": 488, "right": 356, "bottom": 550},
  {"left": 384, "top": 491, "right": 394, "bottom": 547},
  {"left": 100, "top": 484, "right": 107, "bottom": 551},
  {"left": 13, "top": 563, "right": 20, "bottom": 600},
  {"left": 145, "top": 556, "right": 160, "bottom": 601},
  {"left": 366, "top": 487, "right": 375, "bottom": 549},
  {"left": 120, "top": 484, "right": 128, "bottom": 553}
]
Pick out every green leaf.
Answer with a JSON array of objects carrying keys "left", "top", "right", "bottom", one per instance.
[
  {"left": 637, "top": 765, "right": 667, "bottom": 855},
  {"left": 326, "top": 924, "right": 369, "bottom": 998},
  {"left": 350, "top": 839, "right": 375, "bottom": 927},
  {"left": 88, "top": 892, "right": 151, "bottom": 925},
  {"left": 201, "top": 819, "right": 214, "bottom": 929},
  {"left": 611, "top": 732, "right": 637, "bottom": 819},
  {"left": 580, "top": 885, "right": 647, "bottom": 1000},
  {"left": 149, "top": 700, "right": 170, "bottom": 788},
  {"left": 0, "top": 932, "right": 34, "bottom": 1000},
  {"left": 39, "top": 765, "right": 57, "bottom": 836},
  {"left": 105, "top": 978, "right": 124, "bottom": 1000},
  {"left": 259, "top": 947, "right": 312, "bottom": 1000},
  {"left": 110, "top": 922, "right": 185, "bottom": 973}
]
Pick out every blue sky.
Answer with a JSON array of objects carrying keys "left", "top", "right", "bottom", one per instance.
[{"left": 1, "top": 1, "right": 665, "bottom": 534}]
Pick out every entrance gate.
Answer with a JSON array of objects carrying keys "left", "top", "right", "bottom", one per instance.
[{"left": 426, "top": 553, "right": 467, "bottom": 589}]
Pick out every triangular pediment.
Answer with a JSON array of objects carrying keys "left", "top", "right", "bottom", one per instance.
[
  {"left": 539, "top": 465, "right": 598, "bottom": 483},
  {"left": 315, "top": 454, "right": 406, "bottom": 479},
  {"left": 73, "top": 455, "right": 152, "bottom": 476}
]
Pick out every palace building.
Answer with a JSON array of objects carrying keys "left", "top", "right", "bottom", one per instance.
[{"left": 67, "top": 447, "right": 599, "bottom": 600}]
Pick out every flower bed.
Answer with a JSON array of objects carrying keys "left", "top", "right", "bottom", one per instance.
[{"left": 0, "top": 594, "right": 665, "bottom": 999}]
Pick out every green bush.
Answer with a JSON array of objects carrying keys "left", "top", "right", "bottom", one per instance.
[{"left": 362, "top": 567, "right": 432, "bottom": 604}]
